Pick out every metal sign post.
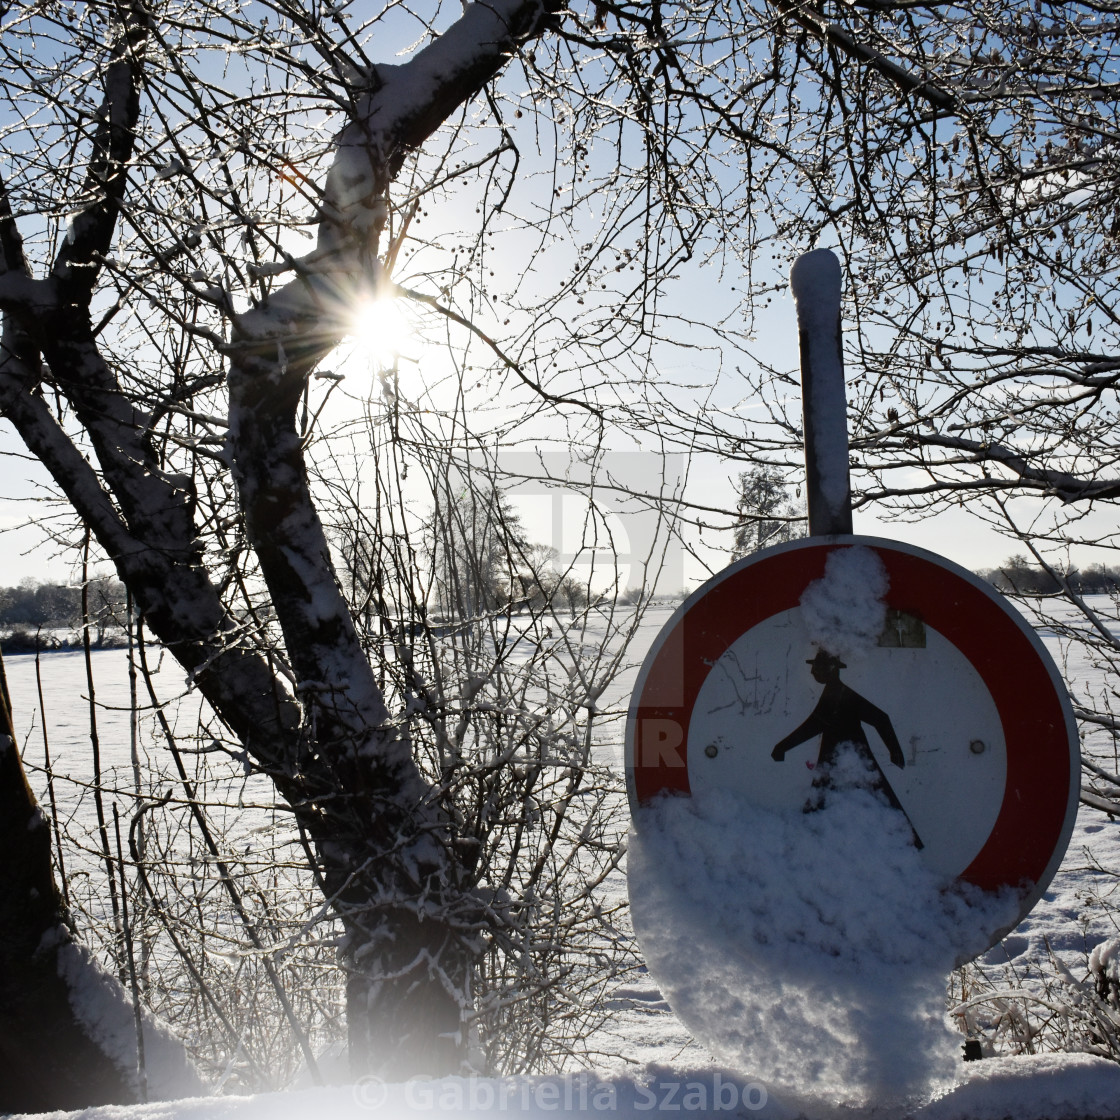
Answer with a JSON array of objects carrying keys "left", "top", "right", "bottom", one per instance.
[{"left": 791, "top": 248, "right": 853, "bottom": 536}]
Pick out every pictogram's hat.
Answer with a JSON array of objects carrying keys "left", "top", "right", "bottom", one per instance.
[{"left": 806, "top": 648, "right": 846, "bottom": 670}]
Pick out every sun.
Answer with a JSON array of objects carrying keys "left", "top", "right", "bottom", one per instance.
[{"left": 346, "top": 295, "right": 413, "bottom": 373}]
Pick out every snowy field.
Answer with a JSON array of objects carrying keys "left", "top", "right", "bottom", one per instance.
[{"left": 5, "top": 593, "right": 1120, "bottom": 1119}]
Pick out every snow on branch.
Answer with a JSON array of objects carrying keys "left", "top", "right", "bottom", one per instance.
[
  {"left": 907, "top": 431, "right": 1120, "bottom": 503},
  {"left": 0, "top": 355, "right": 136, "bottom": 561},
  {"left": 317, "top": 0, "right": 560, "bottom": 252},
  {"left": 50, "top": 5, "right": 150, "bottom": 306},
  {"left": 1081, "top": 791, "right": 1120, "bottom": 817},
  {"left": 770, "top": 0, "right": 957, "bottom": 113},
  {"left": 0, "top": 272, "right": 48, "bottom": 311},
  {"left": 234, "top": 0, "right": 560, "bottom": 365}
]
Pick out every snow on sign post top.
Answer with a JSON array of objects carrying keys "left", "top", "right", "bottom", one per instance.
[{"left": 624, "top": 536, "right": 1080, "bottom": 1103}]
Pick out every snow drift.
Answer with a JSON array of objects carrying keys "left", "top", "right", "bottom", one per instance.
[{"left": 628, "top": 767, "right": 1021, "bottom": 1106}]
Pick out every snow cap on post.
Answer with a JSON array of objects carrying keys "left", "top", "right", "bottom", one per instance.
[{"left": 791, "top": 248, "right": 853, "bottom": 536}]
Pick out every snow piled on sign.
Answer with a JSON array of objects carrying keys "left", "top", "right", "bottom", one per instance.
[
  {"left": 627, "top": 768, "right": 1021, "bottom": 1107},
  {"left": 799, "top": 545, "right": 889, "bottom": 664}
]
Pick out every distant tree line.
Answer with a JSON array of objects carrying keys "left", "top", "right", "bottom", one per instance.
[
  {"left": 0, "top": 578, "right": 128, "bottom": 632},
  {"left": 981, "top": 556, "right": 1120, "bottom": 596},
  {"left": 415, "top": 487, "right": 600, "bottom": 622}
]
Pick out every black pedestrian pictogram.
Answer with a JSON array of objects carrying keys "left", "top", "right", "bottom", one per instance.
[{"left": 771, "top": 649, "right": 923, "bottom": 848}]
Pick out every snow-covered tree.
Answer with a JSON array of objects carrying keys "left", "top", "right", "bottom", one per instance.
[
  {"left": 0, "top": 0, "right": 600, "bottom": 1099},
  {"left": 731, "top": 466, "right": 805, "bottom": 560},
  {"left": 428, "top": 485, "right": 530, "bottom": 619}
]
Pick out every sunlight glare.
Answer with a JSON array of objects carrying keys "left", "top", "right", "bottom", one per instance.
[{"left": 348, "top": 295, "right": 412, "bottom": 373}]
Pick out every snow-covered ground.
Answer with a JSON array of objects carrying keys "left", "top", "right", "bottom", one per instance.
[
  {"left": 17, "top": 1054, "right": 1120, "bottom": 1120},
  {"left": 5, "top": 592, "right": 1120, "bottom": 1119}
]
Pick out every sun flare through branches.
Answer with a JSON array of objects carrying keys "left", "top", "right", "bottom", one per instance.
[{"left": 344, "top": 295, "right": 414, "bottom": 378}]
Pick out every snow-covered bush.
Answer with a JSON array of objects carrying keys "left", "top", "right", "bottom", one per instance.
[{"left": 950, "top": 937, "right": 1120, "bottom": 1064}]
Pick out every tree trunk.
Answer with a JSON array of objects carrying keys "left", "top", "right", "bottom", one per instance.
[
  {"left": 0, "top": 658, "right": 138, "bottom": 1113},
  {"left": 343, "top": 911, "right": 471, "bottom": 1078}
]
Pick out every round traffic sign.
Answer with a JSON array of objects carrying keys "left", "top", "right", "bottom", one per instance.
[{"left": 626, "top": 536, "right": 1079, "bottom": 927}]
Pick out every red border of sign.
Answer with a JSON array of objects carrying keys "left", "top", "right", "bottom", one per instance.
[{"left": 626, "top": 536, "right": 1079, "bottom": 903}]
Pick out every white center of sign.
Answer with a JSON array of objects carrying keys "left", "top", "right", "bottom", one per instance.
[{"left": 688, "top": 608, "right": 1006, "bottom": 880}]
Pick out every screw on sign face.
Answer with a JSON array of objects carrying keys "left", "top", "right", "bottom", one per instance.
[{"left": 771, "top": 647, "right": 923, "bottom": 847}]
